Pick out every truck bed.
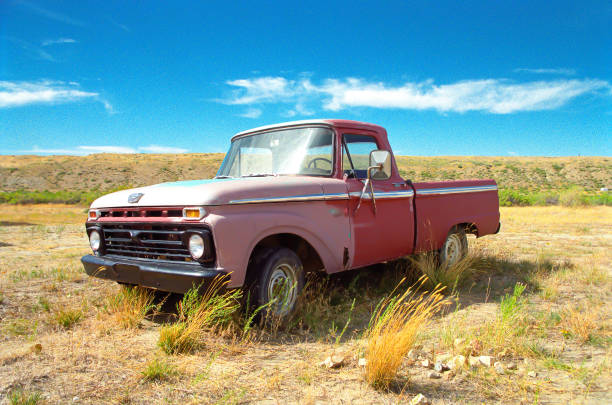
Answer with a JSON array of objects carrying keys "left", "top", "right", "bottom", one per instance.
[{"left": 411, "top": 179, "right": 500, "bottom": 252}]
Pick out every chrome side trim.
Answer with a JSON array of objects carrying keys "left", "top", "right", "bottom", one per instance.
[
  {"left": 228, "top": 190, "right": 414, "bottom": 205},
  {"left": 416, "top": 185, "right": 498, "bottom": 196}
]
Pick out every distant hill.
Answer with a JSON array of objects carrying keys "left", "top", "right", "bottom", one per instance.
[{"left": 1, "top": 154, "right": 610, "bottom": 193}]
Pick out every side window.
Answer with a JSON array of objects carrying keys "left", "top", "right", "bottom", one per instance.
[{"left": 342, "top": 134, "right": 379, "bottom": 178}]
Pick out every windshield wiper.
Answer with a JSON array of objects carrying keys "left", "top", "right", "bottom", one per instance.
[
  {"left": 242, "top": 173, "right": 277, "bottom": 177},
  {"left": 214, "top": 175, "right": 234, "bottom": 179}
]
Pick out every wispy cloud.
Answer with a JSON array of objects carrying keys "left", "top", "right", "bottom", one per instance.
[
  {"left": 18, "top": 0, "right": 85, "bottom": 27},
  {"left": 514, "top": 67, "right": 576, "bottom": 75},
  {"left": 222, "top": 75, "right": 610, "bottom": 115},
  {"left": 25, "top": 145, "right": 189, "bottom": 155},
  {"left": 238, "top": 108, "right": 262, "bottom": 118},
  {"left": 138, "top": 145, "right": 189, "bottom": 153},
  {"left": 42, "top": 38, "right": 77, "bottom": 46},
  {"left": 0, "top": 80, "right": 113, "bottom": 112},
  {"left": 5, "top": 36, "right": 54, "bottom": 61}
]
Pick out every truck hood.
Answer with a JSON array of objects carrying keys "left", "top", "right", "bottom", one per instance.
[{"left": 90, "top": 176, "right": 348, "bottom": 208}]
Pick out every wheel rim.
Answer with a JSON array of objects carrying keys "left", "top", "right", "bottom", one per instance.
[
  {"left": 267, "top": 263, "right": 298, "bottom": 316},
  {"left": 445, "top": 234, "right": 462, "bottom": 265}
]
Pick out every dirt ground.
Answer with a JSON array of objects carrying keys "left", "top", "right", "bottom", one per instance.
[{"left": 0, "top": 205, "right": 610, "bottom": 404}]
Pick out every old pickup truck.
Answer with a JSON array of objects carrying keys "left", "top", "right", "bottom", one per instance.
[{"left": 82, "top": 119, "right": 500, "bottom": 315}]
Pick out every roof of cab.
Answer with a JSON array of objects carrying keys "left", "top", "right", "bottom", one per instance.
[{"left": 232, "top": 119, "right": 386, "bottom": 140}]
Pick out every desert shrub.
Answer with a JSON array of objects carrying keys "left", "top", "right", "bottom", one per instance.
[
  {"left": 559, "top": 187, "right": 585, "bottom": 207},
  {"left": 104, "top": 286, "right": 160, "bottom": 328},
  {"left": 364, "top": 277, "right": 446, "bottom": 389},
  {"left": 158, "top": 275, "right": 242, "bottom": 354}
]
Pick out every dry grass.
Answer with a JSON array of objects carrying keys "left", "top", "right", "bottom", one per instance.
[
  {"left": 409, "top": 251, "right": 487, "bottom": 294},
  {"left": 364, "top": 277, "right": 447, "bottom": 389},
  {"left": 158, "top": 275, "right": 242, "bottom": 354},
  {"left": 0, "top": 205, "right": 610, "bottom": 404},
  {"left": 103, "top": 285, "right": 160, "bottom": 329}
]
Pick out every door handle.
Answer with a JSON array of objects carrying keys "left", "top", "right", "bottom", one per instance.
[{"left": 392, "top": 182, "right": 405, "bottom": 187}]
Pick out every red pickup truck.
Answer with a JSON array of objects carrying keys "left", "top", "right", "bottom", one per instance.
[{"left": 82, "top": 119, "right": 500, "bottom": 316}]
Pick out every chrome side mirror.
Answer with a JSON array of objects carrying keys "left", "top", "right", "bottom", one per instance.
[
  {"left": 354, "top": 150, "right": 392, "bottom": 215},
  {"left": 369, "top": 150, "right": 391, "bottom": 180}
]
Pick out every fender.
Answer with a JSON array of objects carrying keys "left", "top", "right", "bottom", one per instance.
[{"left": 206, "top": 202, "right": 349, "bottom": 288}]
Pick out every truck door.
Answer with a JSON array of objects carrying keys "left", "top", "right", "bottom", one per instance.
[{"left": 342, "top": 133, "right": 415, "bottom": 268}]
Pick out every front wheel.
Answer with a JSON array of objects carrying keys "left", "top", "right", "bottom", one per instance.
[
  {"left": 439, "top": 228, "right": 468, "bottom": 267},
  {"left": 254, "top": 248, "right": 305, "bottom": 318}
]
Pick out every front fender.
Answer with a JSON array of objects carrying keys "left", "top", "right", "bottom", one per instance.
[{"left": 206, "top": 201, "right": 350, "bottom": 288}]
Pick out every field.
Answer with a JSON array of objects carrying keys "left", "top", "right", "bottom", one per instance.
[
  {"left": 1, "top": 154, "right": 610, "bottom": 206},
  {"left": 0, "top": 204, "right": 610, "bottom": 404}
]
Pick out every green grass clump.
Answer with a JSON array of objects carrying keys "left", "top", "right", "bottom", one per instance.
[
  {"left": 8, "top": 389, "right": 42, "bottom": 405},
  {"left": 141, "top": 358, "right": 177, "bottom": 381},
  {"left": 55, "top": 309, "right": 82, "bottom": 329}
]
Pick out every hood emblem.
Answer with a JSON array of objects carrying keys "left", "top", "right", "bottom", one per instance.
[{"left": 128, "top": 193, "right": 144, "bottom": 203}]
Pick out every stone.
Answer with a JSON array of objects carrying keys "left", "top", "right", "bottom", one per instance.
[
  {"left": 528, "top": 371, "right": 538, "bottom": 378},
  {"left": 506, "top": 362, "right": 518, "bottom": 370},
  {"left": 448, "top": 355, "right": 466, "bottom": 370},
  {"left": 428, "top": 371, "right": 442, "bottom": 379},
  {"left": 358, "top": 358, "right": 367, "bottom": 367},
  {"left": 420, "top": 359, "right": 433, "bottom": 368},
  {"left": 320, "top": 355, "right": 345, "bottom": 369},
  {"left": 479, "top": 355, "right": 494, "bottom": 367},
  {"left": 434, "top": 362, "right": 450, "bottom": 373},
  {"left": 410, "top": 393, "right": 430, "bottom": 405},
  {"left": 494, "top": 362, "right": 505, "bottom": 375},
  {"left": 468, "top": 356, "right": 481, "bottom": 368}
]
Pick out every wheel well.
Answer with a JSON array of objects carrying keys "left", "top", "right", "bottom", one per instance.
[
  {"left": 457, "top": 222, "right": 478, "bottom": 236},
  {"left": 245, "top": 233, "right": 325, "bottom": 285}
]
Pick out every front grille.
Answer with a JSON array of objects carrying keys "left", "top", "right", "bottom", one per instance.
[
  {"left": 99, "top": 208, "right": 183, "bottom": 218},
  {"left": 95, "top": 224, "right": 212, "bottom": 263}
]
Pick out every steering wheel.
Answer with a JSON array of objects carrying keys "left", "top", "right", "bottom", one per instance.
[{"left": 307, "top": 157, "right": 332, "bottom": 169}]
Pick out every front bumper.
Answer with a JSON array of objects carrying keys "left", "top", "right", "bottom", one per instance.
[{"left": 81, "top": 254, "right": 225, "bottom": 293}]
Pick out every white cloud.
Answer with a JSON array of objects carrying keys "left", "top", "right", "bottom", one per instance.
[
  {"left": 42, "top": 38, "right": 77, "bottom": 46},
  {"left": 514, "top": 68, "right": 576, "bottom": 75},
  {"left": 222, "top": 75, "right": 610, "bottom": 115},
  {"left": 24, "top": 145, "right": 189, "bottom": 155},
  {"left": 19, "top": 1, "right": 85, "bottom": 27},
  {"left": 0, "top": 80, "right": 113, "bottom": 111},
  {"left": 138, "top": 145, "right": 189, "bottom": 153},
  {"left": 239, "top": 108, "right": 262, "bottom": 118},
  {"left": 224, "top": 77, "right": 299, "bottom": 104}
]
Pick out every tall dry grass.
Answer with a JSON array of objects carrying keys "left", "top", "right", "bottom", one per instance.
[
  {"left": 410, "top": 250, "right": 486, "bottom": 294},
  {"left": 158, "top": 275, "right": 242, "bottom": 354},
  {"left": 364, "top": 277, "right": 446, "bottom": 389},
  {"left": 104, "top": 285, "right": 159, "bottom": 329}
]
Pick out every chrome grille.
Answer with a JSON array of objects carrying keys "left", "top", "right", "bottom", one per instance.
[{"left": 99, "top": 224, "right": 205, "bottom": 262}]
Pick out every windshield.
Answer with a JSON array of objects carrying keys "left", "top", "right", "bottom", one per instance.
[{"left": 217, "top": 127, "right": 334, "bottom": 177}]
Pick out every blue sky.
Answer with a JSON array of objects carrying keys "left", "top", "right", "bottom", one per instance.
[{"left": 0, "top": 0, "right": 610, "bottom": 156}]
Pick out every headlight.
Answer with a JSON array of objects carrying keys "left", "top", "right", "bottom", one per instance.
[
  {"left": 188, "top": 234, "right": 205, "bottom": 259},
  {"left": 89, "top": 230, "right": 101, "bottom": 252}
]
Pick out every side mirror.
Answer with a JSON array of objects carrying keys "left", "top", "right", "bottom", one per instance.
[{"left": 369, "top": 150, "right": 391, "bottom": 180}]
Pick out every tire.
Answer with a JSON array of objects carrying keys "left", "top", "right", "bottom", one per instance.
[
  {"left": 252, "top": 248, "right": 305, "bottom": 318},
  {"left": 439, "top": 227, "right": 468, "bottom": 267}
]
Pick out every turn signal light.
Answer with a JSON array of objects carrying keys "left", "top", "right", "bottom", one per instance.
[
  {"left": 88, "top": 210, "right": 100, "bottom": 220},
  {"left": 182, "top": 207, "right": 206, "bottom": 220}
]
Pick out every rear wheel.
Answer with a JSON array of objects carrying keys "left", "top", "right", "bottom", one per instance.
[
  {"left": 439, "top": 228, "right": 468, "bottom": 267},
  {"left": 253, "top": 248, "right": 305, "bottom": 318}
]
